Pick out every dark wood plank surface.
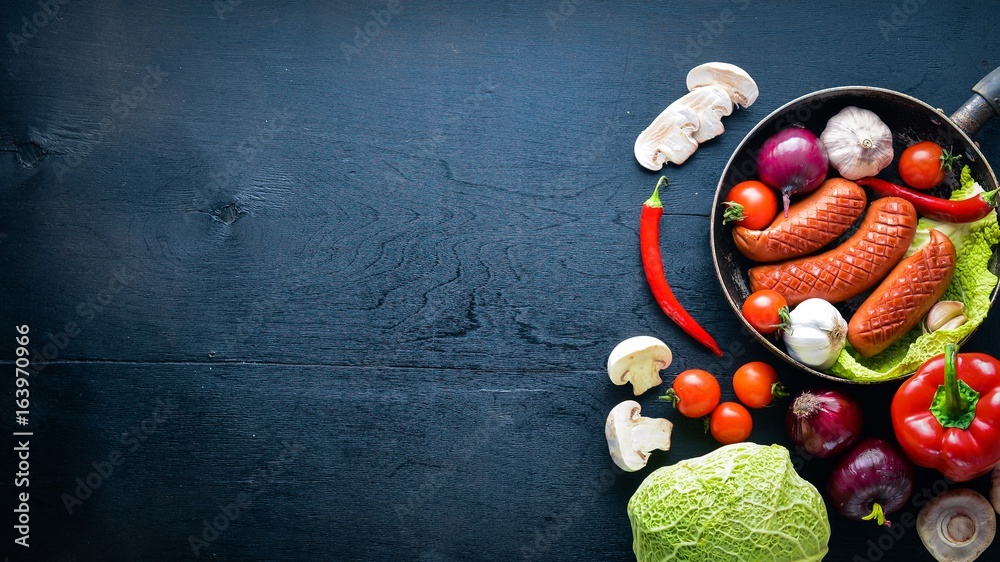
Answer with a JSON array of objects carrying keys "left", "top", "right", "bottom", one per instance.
[{"left": 3, "top": 1, "right": 1000, "bottom": 560}]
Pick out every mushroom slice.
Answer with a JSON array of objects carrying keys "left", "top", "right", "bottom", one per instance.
[
  {"left": 917, "top": 489, "right": 996, "bottom": 562},
  {"left": 607, "top": 336, "right": 672, "bottom": 396},
  {"left": 633, "top": 103, "right": 700, "bottom": 171},
  {"left": 680, "top": 85, "right": 734, "bottom": 143},
  {"left": 686, "top": 62, "right": 759, "bottom": 108},
  {"left": 605, "top": 400, "right": 673, "bottom": 472}
]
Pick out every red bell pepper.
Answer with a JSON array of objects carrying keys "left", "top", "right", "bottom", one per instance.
[{"left": 891, "top": 344, "right": 1000, "bottom": 482}]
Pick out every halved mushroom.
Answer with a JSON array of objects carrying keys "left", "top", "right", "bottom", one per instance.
[
  {"left": 607, "top": 336, "right": 672, "bottom": 396},
  {"left": 686, "top": 62, "right": 759, "bottom": 108},
  {"left": 917, "top": 489, "right": 996, "bottom": 562},
  {"left": 679, "top": 85, "right": 734, "bottom": 143},
  {"left": 633, "top": 103, "right": 700, "bottom": 171},
  {"left": 605, "top": 400, "right": 673, "bottom": 472}
]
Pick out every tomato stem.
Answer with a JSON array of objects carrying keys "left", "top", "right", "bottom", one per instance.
[
  {"left": 771, "top": 382, "right": 789, "bottom": 400},
  {"left": 940, "top": 148, "right": 961, "bottom": 172},
  {"left": 776, "top": 306, "right": 792, "bottom": 334},
  {"left": 658, "top": 388, "right": 680, "bottom": 407},
  {"left": 721, "top": 201, "right": 746, "bottom": 224}
]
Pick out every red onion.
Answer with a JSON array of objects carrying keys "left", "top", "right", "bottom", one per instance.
[
  {"left": 756, "top": 126, "right": 829, "bottom": 216},
  {"left": 827, "top": 437, "right": 914, "bottom": 526},
  {"left": 785, "top": 389, "right": 863, "bottom": 459}
]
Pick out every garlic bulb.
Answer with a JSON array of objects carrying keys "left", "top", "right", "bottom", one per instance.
[
  {"left": 783, "top": 298, "right": 847, "bottom": 370},
  {"left": 923, "top": 301, "right": 968, "bottom": 333},
  {"left": 820, "top": 106, "right": 894, "bottom": 180}
]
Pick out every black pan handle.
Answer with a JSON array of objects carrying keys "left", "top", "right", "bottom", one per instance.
[{"left": 950, "top": 67, "right": 1000, "bottom": 138}]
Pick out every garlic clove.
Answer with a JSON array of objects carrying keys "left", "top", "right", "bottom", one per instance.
[
  {"left": 820, "top": 106, "right": 894, "bottom": 180},
  {"left": 938, "top": 315, "right": 969, "bottom": 332},
  {"left": 923, "top": 301, "right": 968, "bottom": 333}
]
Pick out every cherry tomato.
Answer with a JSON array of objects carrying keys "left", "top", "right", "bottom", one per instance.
[
  {"left": 722, "top": 181, "right": 779, "bottom": 230},
  {"left": 898, "top": 141, "right": 958, "bottom": 190},
  {"left": 661, "top": 369, "right": 721, "bottom": 418},
  {"left": 741, "top": 290, "right": 788, "bottom": 335},
  {"left": 733, "top": 361, "right": 785, "bottom": 408},
  {"left": 709, "top": 402, "right": 753, "bottom": 444}
]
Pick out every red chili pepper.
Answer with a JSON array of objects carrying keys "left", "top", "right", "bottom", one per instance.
[
  {"left": 891, "top": 344, "right": 1000, "bottom": 482},
  {"left": 641, "top": 177, "right": 723, "bottom": 356},
  {"left": 856, "top": 177, "right": 998, "bottom": 222}
]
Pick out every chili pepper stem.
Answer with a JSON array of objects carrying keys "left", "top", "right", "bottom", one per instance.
[
  {"left": 981, "top": 188, "right": 999, "bottom": 207},
  {"left": 645, "top": 176, "right": 667, "bottom": 208}
]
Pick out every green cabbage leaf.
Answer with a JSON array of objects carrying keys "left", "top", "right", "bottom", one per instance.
[
  {"left": 830, "top": 166, "right": 1000, "bottom": 382},
  {"left": 628, "top": 443, "right": 830, "bottom": 562}
]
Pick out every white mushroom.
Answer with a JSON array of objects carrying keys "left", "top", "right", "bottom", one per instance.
[
  {"left": 633, "top": 103, "right": 700, "bottom": 171},
  {"left": 605, "top": 400, "right": 673, "bottom": 472},
  {"left": 917, "top": 489, "right": 996, "bottom": 562},
  {"left": 686, "top": 62, "right": 759, "bottom": 108},
  {"left": 607, "top": 336, "right": 672, "bottom": 396},
  {"left": 678, "top": 85, "right": 734, "bottom": 143}
]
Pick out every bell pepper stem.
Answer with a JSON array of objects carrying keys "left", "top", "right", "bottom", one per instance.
[
  {"left": 929, "top": 343, "right": 980, "bottom": 430},
  {"left": 942, "top": 344, "right": 965, "bottom": 416}
]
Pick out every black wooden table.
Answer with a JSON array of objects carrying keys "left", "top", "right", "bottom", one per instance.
[{"left": 3, "top": 1, "right": 1000, "bottom": 560}]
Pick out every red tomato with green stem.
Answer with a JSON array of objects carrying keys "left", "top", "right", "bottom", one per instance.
[
  {"left": 741, "top": 290, "right": 789, "bottom": 335},
  {"left": 898, "top": 141, "right": 960, "bottom": 190},
  {"left": 733, "top": 361, "right": 787, "bottom": 408},
  {"left": 722, "top": 181, "right": 779, "bottom": 230},
  {"left": 709, "top": 402, "right": 753, "bottom": 444},
  {"left": 659, "top": 369, "right": 721, "bottom": 418}
]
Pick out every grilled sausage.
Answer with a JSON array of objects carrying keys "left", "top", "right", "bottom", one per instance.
[
  {"left": 847, "top": 229, "right": 956, "bottom": 358},
  {"left": 732, "top": 178, "right": 868, "bottom": 263},
  {"left": 748, "top": 197, "right": 919, "bottom": 307}
]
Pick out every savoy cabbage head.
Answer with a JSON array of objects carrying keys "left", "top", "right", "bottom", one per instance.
[{"left": 627, "top": 442, "right": 830, "bottom": 562}]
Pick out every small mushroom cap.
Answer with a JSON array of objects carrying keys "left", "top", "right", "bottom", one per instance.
[
  {"left": 634, "top": 104, "right": 700, "bottom": 171},
  {"left": 607, "top": 336, "right": 672, "bottom": 396},
  {"left": 918, "top": 489, "right": 996, "bottom": 562},
  {"left": 605, "top": 400, "right": 673, "bottom": 472},
  {"left": 686, "top": 62, "right": 759, "bottom": 108}
]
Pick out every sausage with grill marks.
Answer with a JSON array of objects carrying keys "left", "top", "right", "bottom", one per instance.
[
  {"left": 733, "top": 178, "right": 868, "bottom": 263},
  {"left": 847, "top": 229, "right": 957, "bottom": 358},
  {"left": 748, "top": 197, "right": 919, "bottom": 307}
]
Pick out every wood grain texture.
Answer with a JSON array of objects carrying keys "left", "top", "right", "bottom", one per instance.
[{"left": 2, "top": 0, "right": 1000, "bottom": 560}]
